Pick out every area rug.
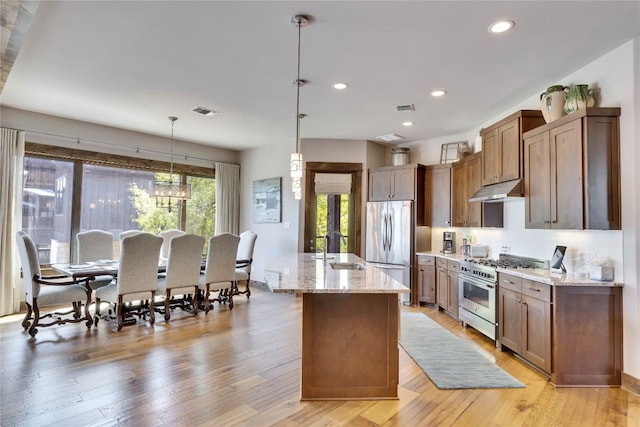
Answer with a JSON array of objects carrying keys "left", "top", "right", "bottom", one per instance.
[{"left": 400, "top": 312, "right": 525, "bottom": 389}]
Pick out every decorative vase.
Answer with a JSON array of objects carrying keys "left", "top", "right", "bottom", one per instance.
[
  {"left": 564, "top": 84, "right": 595, "bottom": 114},
  {"left": 540, "top": 85, "right": 568, "bottom": 123}
]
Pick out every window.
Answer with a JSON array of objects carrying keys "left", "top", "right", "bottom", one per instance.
[
  {"left": 22, "top": 157, "right": 74, "bottom": 263},
  {"left": 21, "top": 144, "right": 216, "bottom": 263}
]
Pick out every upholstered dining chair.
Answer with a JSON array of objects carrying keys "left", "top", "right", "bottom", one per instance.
[
  {"left": 159, "top": 229, "right": 186, "bottom": 260},
  {"left": 199, "top": 233, "right": 240, "bottom": 312},
  {"left": 76, "top": 229, "right": 115, "bottom": 290},
  {"left": 234, "top": 230, "right": 257, "bottom": 300},
  {"left": 156, "top": 233, "right": 205, "bottom": 321},
  {"left": 16, "top": 231, "right": 93, "bottom": 337},
  {"left": 94, "top": 232, "right": 163, "bottom": 331}
]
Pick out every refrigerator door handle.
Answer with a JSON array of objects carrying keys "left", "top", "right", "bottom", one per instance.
[
  {"left": 382, "top": 213, "right": 388, "bottom": 251},
  {"left": 388, "top": 213, "right": 393, "bottom": 250}
]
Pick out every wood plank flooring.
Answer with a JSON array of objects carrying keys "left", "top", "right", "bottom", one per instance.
[{"left": 1, "top": 285, "right": 638, "bottom": 426}]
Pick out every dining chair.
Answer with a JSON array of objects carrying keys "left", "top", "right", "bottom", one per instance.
[
  {"left": 94, "top": 232, "right": 163, "bottom": 330},
  {"left": 156, "top": 233, "right": 205, "bottom": 321},
  {"left": 76, "top": 229, "right": 115, "bottom": 290},
  {"left": 234, "top": 230, "right": 258, "bottom": 300},
  {"left": 159, "top": 229, "right": 186, "bottom": 260},
  {"left": 16, "top": 231, "right": 93, "bottom": 337},
  {"left": 200, "top": 233, "right": 240, "bottom": 312}
]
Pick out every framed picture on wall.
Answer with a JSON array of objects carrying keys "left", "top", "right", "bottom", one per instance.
[{"left": 252, "top": 177, "right": 282, "bottom": 223}]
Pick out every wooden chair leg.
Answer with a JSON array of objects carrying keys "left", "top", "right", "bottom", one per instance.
[
  {"left": 28, "top": 299, "right": 40, "bottom": 337},
  {"left": 116, "top": 296, "right": 124, "bottom": 331},
  {"left": 22, "top": 303, "right": 33, "bottom": 330},
  {"left": 149, "top": 291, "right": 155, "bottom": 326},
  {"left": 205, "top": 285, "right": 211, "bottom": 314},
  {"left": 191, "top": 286, "right": 198, "bottom": 315},
  {"left": 164, "top": 291, "right": 171, "bottom": 322}
]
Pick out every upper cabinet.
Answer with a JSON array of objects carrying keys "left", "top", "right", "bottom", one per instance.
[
  {"left": 369, "top": 164, "right": 426, "bottom": 224},
  {"left": 452, "top": 153, "right": 504, "bottom": 228},
  {"left": 523, "top": 107, "right": 621, "bottom": 230},
  {"left": 480, "top": 110, "right": 545, "bottom": 186},
  {"left": 452, "top": 153, "right": 483, "bottom": 227},
  {"left": 425, "top": 164, "right": 451, "bottom": 227},
  {"left": 369, "top": 164, "right": 425, "bottom": 201}
]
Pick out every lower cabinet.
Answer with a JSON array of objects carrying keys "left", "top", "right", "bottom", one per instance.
[
  {"left": 436, "top": 258, "right": 459, "bottom": 318},
  {"left": 498, "top": 272, "right": 622, "bottom": 386},
  {"left": 416, "top": 255, "right": 436, "bottom": 305},
  {"left": 498, "top": 273, "right": 551, "bottom": 374}
]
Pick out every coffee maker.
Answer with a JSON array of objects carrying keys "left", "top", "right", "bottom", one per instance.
[{"left": 443, "top": 231, "right": 456, "bottom": 254}]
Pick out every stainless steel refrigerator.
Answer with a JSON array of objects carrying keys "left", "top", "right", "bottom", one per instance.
[{"left": 366, "top": 200, "right": 427, "bottom": 305}]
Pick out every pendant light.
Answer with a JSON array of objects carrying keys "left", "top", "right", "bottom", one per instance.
[
  {"left": 290, "top": 14, "right": 310, "bottom": 200},
  {"left": 149, "top": 116, "right": 191, "bottom": 212}
]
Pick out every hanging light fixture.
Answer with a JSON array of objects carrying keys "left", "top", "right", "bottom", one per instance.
[
  {"left": 290, "top": 14, "right": 310, "bottom": 200},
  {"left": 149, "top": 116, "right": 191, "bottom": 212}
]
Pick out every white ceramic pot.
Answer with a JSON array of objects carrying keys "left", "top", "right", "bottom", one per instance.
[{"left": 540, "top": 85, "right": 568, "bottom": 123}]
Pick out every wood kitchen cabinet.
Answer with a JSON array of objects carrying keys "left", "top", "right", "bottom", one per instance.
[
  {"left": 523, "top": 107, "right": 621, "bottom": 230},
  {"left": 368, "top": 164, "right": 425, "bottom": 202},
  {"left": 425, "top": 164, "right": 451, "bottom": 227},
  {"left": 452, "top": 153, "right": 481, "bottom": 227},
  {"left": 499, "top": 271, "right": 622, "bottom": 387},
  {"left": 498, "top": 273, "right": 551, "bottom": 373},
  {"left": 416, "top": 255, "right": 436, "bottom": 305},
  {"left": 436, "top": 258, "right": 459, "bottom": 318},
  {"left": 480, "top": 110, "right": 545, "bottom": 186}
]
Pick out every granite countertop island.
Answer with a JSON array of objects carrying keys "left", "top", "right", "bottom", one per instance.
[
  {"left": 264, "top": 253, "right": 406, "bottom": 401},
  {"left": 264, "top": 252, "right": 410, "bottom": 294}
]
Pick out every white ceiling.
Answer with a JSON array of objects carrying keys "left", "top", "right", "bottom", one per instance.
[{"left": 1, "top": 1, "right": 639, "bottom": 151}]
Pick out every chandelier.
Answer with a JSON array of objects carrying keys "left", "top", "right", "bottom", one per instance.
[
  {"left": 290, "top": 14, "right": 310, "bottom": 200},
  {"left": 149, "top": 116, "right": 191, "bottom": 212}
]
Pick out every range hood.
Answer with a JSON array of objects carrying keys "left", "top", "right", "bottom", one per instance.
[{"left": 469, "top": 179, "right": 523, "bottom": 203}]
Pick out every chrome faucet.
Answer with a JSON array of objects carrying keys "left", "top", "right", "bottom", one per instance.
[{"left": 323, "top": 231, "right": 346, "bottom": 261}]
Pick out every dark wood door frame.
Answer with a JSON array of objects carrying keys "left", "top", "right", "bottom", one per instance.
[{"left": 303, "top": 162, "right": 362, "bottom": 256}]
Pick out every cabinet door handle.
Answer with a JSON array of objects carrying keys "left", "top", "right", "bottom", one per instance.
[
  {"left": 528, "top": 287, "right": 541, "bottom": 292},
  {"left": 503, "top": 279, "right": 514, "bottom": 284}
]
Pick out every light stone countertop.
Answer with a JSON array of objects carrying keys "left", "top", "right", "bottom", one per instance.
[
  {"left": 264, "top": 253, "right": 409, "bottom": 294},
  {"left": 496, "top": 267, "right": 623, "bottom": 287}
]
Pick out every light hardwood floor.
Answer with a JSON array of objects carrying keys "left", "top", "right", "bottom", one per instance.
[{"left": 1, "top": 285, "right": 638, "bottom": 426}]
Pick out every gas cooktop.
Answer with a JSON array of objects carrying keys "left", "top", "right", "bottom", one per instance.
[{"left": 464, "top": 254, "right": 546, "bottom": 269}]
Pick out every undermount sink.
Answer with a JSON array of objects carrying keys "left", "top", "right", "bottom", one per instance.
[{"left": 329, "top": 262, "right": 366, "bottom": 270}]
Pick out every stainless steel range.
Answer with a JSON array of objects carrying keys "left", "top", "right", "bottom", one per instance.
[{"left": 458, "top": 254, "right": 546, "bottom": 342}]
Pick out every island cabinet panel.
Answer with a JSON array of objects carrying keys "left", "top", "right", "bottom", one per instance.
[
  {"left": 523, "top": 107, "right": 621, "bottom": 230},
  {"left": 425, "top": 164, "right": 451, "bottom": 227},
  {"left": 481, "top": 110, "right": 545, "bottom": 186},
  {"left": 552, "top": 286, "right": 622, "bottom": 387},
  {"left": 416, "top": 255, "right": 436, "bottom": 304},
  {"left": 301, "top": 293, "right": 399, "bottom": 400}
]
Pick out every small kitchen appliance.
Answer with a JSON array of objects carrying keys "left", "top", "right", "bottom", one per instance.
[{"left": 443, "top": 231, "right": 456, "bottom": 254}]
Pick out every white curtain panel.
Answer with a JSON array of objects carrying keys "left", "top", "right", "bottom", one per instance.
[
  {"left": 0, "top": 128, "right": 25, "bottom": 315},
  {"left": 215, "top": 162, "right": 240, "bottom": 235}
]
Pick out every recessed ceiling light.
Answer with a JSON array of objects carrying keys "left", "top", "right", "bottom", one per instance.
[
  {"left": 333, "top": 82, "right": 349, "bottom": 90},
  {"left": 489, "top": 20, "right": 514, "bottom": 33},
  {"left": 430, "top": 90, "right": 447, "bottom": 97},
  {"left": 402, "top": 121, "right": 414, "bottom": 127}
]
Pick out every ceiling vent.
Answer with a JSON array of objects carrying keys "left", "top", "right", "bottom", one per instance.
[
  {"left": 376, "top": 133, "right": 405, "bottom": 142},
  {"left": 191, "top": 106, "right": 219, "bottom": 116},
  {"left": 395, "top": 104, "right": 415, "bottom": 112}
]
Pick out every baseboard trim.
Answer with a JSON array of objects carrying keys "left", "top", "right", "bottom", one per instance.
[{"left": 622, "top": 372, "right": 640, "bottom": 395}]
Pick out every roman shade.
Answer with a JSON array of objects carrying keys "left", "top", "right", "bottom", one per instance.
[{"left": 314, "top": 173, "right": 351, "bottom": 195}]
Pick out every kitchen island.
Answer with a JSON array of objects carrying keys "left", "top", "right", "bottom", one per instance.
[{"left": 264, "top": 253, "right": 409, "bottom": 400}]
